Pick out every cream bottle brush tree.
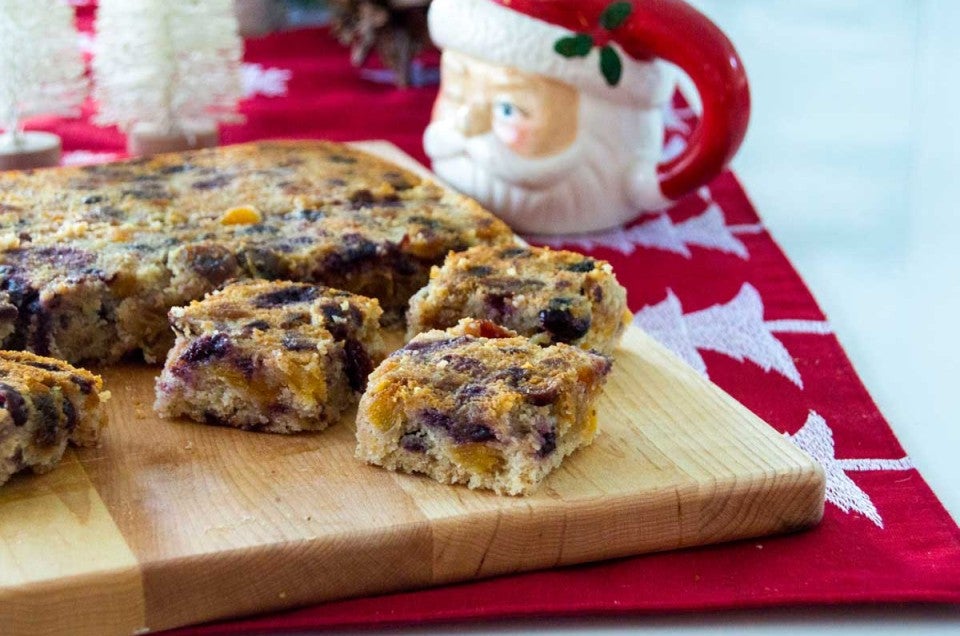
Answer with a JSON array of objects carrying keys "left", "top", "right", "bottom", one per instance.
[
  {"left": 92, "top": 0, "right": 244, "bottom": 156},
  {"left": 0, "top": 0, "right": 87, "bottom": 170}
]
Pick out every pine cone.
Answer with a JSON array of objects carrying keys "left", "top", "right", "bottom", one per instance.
[{"left": 329, "top": 0, "right": 431, "bottom": 87}]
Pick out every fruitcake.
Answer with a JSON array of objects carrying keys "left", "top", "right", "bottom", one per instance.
[
  {"left": 0, "top": 141, "right": 514, "bottom": 364},
  {"left": 406, "top": 245, "right": 630, "bottom": 354},
  {"left": 356, "top": 318, "right": 612, "bottom": 495},
  {"left": 0, "top": 350, "right": 109, "bottom": 487},
  {"left": 154, "top": 280, "right": 387, "bottom": 434}
]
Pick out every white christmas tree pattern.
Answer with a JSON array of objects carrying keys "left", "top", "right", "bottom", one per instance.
[
  {"left": 77, "top": 30, "right": 95, "bottom": 56},
  {"left": 787, "top": 411, "right": 913, "bottom": 528},
  {"left": 61, "top": 150, "right": 120, "bottom": 167},
  {"left": 633, "top": 284, "right": 833, "bottom": 388},
  {"left": 241, "top": 63, "right": 292, "bottom": 99},
  {"left": 661, "top": 101, "right": 695, "bottom": 162},
  {"left": 663, "top": 102, "right": 695, "bottom": 135},
  {"left": 661, "top": 135, "right": 686, "bottom": 163},
  {"left": 534, "top": 187, "right": 762, "bottom": 259},
  {"left": 535, "top": 204, "right": 750, "bottom": 259}
]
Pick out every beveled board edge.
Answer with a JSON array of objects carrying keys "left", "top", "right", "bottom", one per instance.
[{"left": 136, "top": 327, "right": 825, "bottom": 633}]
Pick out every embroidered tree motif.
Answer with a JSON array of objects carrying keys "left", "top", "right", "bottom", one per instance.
[
  {"left": 241, "top": 63, "right": 292, "bottom": 99},
  {"left": 535, "top": 205, "right": 750, "bottom": 259},
  {"left": 633, "top": 284, "right": 833, "bottom": 388},
  {"left": 534, "top": 185, "right": 763, "bottom": 259},
  {"left": 61, "top": 150, "right": 120, "bottom": 167},
  {"left": 787, "top": 411, "right": 913, "bottom": 528}
]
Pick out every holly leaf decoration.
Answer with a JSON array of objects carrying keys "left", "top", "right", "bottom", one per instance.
[
  {"left": 600, "top": 45, "right": 623, "bottom": 85},
  {"left": 553, "top": 2, "right": 631, "bottom": 87},
  {"left": 554, "top": 33, "right": 594, "bottom": 58},
  {"left": 600, "top": 1, "right": 633, "bottom": 30}
]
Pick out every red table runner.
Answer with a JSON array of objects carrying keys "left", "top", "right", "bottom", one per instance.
[{"left": 46, "top": 10, "right": 960, "bottom": 632}]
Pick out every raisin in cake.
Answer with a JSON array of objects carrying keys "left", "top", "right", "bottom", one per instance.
[
  {"left": 0, "top": 351, "right": 109, "bottom": 486},
  {"left": 406, "top": 245, "right": 630, "bottom": 354},
  {"left": 0, "top": 141, "right": 514, "bottom": 364},
  {"left": 155, "top": 280, "right": 386, "bottom": 433},
  {"left": 356, "top": 318, "right": 612, "bottom": 495}
]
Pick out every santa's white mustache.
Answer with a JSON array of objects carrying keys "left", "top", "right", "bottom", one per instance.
[
  {"left": 425, "top": 121, "right": 584, "bottom": 188},
  {"left": 423, "top": 120, "right": 465, "bottom": 161}
]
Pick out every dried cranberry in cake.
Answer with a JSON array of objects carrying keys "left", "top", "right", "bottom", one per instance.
[
  {"left": 0, "top": 244, "right": 122, "bottom": 363},
  {"left": 154, "top": 279, "right": 386, "bottom": 434},
  {"left": 406, "top": 245, "right": 630, "bottom": 354},
  {"left": 0, "top": 351, "right": 108, "bottom": 487},
  {"left": 538, "top": 297, "right": 591, "bottom": 343},
  {"left": 356, "top": 318, "right": 612, "bottom": 495},
  {"left": 0, "top": 141, "right": 515, "bottom": 365},
  {"left": 167, "top": 241, "right": 242, "bottom": 298},
  {"left": 253, "top": 284, "right": 322, "bottom": 308}
]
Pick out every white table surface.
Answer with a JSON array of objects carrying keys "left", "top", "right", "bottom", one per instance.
[{"left": 401, "top": 2, "right": 960, "bottom": 634}]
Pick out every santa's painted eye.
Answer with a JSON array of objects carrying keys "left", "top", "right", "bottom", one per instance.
[{"left": 495, "top": 100, "right": 522, "bottom": 120}]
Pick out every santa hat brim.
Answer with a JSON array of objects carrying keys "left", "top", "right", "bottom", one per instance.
[{"left": 428, "top": 0, "right": 675, "bottom": 106}]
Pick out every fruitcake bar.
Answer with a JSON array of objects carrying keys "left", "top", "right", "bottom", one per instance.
[
  {"left": 155, "top": 280, "right": 387, "bottom": 433},
  {"left": 356, "top": 318, "right": 612, "bottom": 495},
  {"left": 0, "top": 351, "right": 109, "bottom": 486},
  {"left": 406, "top": 245, "right": 630, "bottom": 354},
  {"left": 0, "top": 141, "right": 514, "bottom": 364}
]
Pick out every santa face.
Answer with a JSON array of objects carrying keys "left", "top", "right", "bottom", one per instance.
[
  {"left": 432, "top": 51, "right": 580, "bottom": 159},
  {"left": 425, "top": 51, "right": 669, "bottom": 235}
]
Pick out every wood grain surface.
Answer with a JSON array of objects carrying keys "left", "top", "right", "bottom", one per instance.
[
  {"left": 0, "top": 326, "right": 825, "bottom": 635},
  {"left": 0, "top": 144, "right": 825, "bottom": 635}
]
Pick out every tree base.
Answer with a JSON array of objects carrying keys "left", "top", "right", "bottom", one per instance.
[
  {"left": 235, "top": 0, "right": 286, "bottom": 37},
  {"left": 0, "top": 131, "right": 62, "bottom": 170},
  {"left": 127, "top": 124, "right": 219, "bottom": 157}
]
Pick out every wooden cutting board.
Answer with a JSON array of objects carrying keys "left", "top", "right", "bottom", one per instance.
[{"left": 0, "top": 144, "right": 825, "bottom": 636}]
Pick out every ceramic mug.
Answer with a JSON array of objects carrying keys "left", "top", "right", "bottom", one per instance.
[{"left": 424, "top": 0, "right": 750, "bottom": 235}]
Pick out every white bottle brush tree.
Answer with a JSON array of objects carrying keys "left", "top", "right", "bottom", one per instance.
[
  {"left": 92, "top": 0, "right": 244, "bottom": 156},
  {"left": 0, "top": 0, "right": 87, "bottom": 169}
]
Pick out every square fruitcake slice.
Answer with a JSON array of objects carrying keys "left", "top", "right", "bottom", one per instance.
[
  {"left": 0, "top": 351, "right": 109, "bottom": 487},
  {"left": 406, "top": 245, "right": 631, "bottom": 354},
  {"left": 154, "top": 280, "right": 387, "bottom": 433},
  {"left": 356, "top": 318, "right": 612, "bottom": 495}
]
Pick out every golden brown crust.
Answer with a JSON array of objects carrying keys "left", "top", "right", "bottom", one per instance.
[
  {"left": 406, "top": 245, "right": 630, "bottom": 354},
  {"left": 356, "top": 318, "right": 612, "bottom": 495},
  {"left": 0, "top": 350, "right": 108, "bottom": 486},
  {"left": 0, "top": 141, "right": 515, "bottom": 364},
  {"left": 155, "top": 280, "right": 387, "bottom": 434}
]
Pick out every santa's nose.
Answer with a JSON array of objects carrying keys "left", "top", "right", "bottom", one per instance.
[{"left": 455, "top": 102, "right": 492, "bottom": 137}]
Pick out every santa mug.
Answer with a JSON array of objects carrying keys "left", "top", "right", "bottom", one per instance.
[{"left": 423, "top": 0, "right": 750, "bottom": 235}]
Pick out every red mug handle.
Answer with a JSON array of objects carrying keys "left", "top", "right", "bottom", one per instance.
[{"left": 629, "top": 0, "right": 751, "bottom": 200}]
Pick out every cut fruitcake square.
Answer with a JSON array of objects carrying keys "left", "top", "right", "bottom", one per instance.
[
  {"left": 154, "top": 280, "right": 387, "bottom": 433},
  {"left": 356, "top": 318, "right": 612, "bottom": 495},
  {"left": 0, "top": 351, "right": 109, "bottom": 487},
  {"left": 406, "top": 245, "right": 631, "bottom": 354}
]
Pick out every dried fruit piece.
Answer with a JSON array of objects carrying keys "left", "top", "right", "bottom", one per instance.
[
  {"left": 407, "top": 245, "right": 630, "bottom": 354},
  {"left": 155, "top": 280, "right": 386, "bottom": 434},
  {"left": 356, "top": 318, "right": 612, "bottom": 495},
  {"left": 0, "top": 351, "right": 108, "bottom": 487},
  {"left": 220, "top": 205, "right": 262, "bottom": 225}
]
